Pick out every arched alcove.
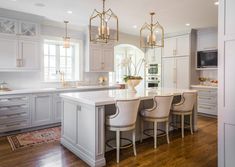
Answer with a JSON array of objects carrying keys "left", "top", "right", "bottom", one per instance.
[{"left": 109, "top": 44, "right": 145, "bottom": 89}]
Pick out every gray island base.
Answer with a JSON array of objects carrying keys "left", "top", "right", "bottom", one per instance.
[{"left": 60, "top": 88, "right": 197, "bottom": 167}]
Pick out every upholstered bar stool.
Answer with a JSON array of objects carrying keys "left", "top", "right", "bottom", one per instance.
[
  {"left": 105, "top": 97, "right": 140, "bottom": 163},
  {"left": 171, "top": 92, "right": 197, "bottom": 138},
  {"left": 140, "top": 95, "right": 174, "bottom": 149}
]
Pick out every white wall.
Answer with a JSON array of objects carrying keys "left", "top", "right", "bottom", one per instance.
[{"left": 117, "top": 32, "right": 144, "bottom": 52}]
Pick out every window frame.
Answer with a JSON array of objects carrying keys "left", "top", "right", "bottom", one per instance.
[{"left": 41, "top": 36, "right": 83, "bottom": 83}]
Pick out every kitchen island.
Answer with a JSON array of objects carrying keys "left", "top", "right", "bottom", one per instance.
[{"left": 60, "top": 88, "right": 198, "bottom": 167}]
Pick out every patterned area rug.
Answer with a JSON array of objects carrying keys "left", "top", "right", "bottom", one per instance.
[{"left": 7, "top": 127, "right": 61, "bottom": 151}]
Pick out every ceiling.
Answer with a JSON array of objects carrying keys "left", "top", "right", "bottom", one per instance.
[{"left": 0, "top": 0, "right": 218, "bottom": 35}]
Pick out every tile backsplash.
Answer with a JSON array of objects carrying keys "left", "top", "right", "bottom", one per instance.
[{"left": 200, "top": 70, "right": 218, "bottom": 80}]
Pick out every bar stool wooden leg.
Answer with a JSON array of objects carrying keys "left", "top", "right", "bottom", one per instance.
[
  {"left": 140, "top": 119, "right": 143, "bottom": 143},
  {"left": 154, "top": 121, "right": 158, "bottom": 149},
  {"left": 166, "top": 121, "right": 170, "bottom": 144},
  {"left": 116, "top": 130, "right": 120, "bottom": 163},
  {"left": 181, "top": 114, "right": 184, "bottom": 138},
  {"left": 132, "top": 130, "right": 137, "bottom": 156},
  {"left": 190, "top": 113, "right": 193, "bottom": 134}
]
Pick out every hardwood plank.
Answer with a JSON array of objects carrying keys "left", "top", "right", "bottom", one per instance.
[{"left": 0, "top": 116, "right": 217, "bottom": 167}]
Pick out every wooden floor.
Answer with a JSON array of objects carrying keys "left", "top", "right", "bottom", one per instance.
[{"left": 0, "top": 116, "right": 217, "bottom": 167}]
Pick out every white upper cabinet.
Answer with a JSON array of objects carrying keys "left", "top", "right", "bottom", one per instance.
[
  {"left": 102, "top": 43, "right": 114, "bottom": 71},
  {"left": 146, "top": 48, "right": 162, "bottom": 64},
  {"left": 86, "top": 42, "right": 114, "bottom": 72},
  {"left": 176, "top": 35, "right": 190, "bottom": 56},
  {"left": 0, "top": 17, "right": 39, "bottom": 37},
  {"left": 18, "top": 40, "right": 40, "bottom": 70},
  {"left": 0, "top": 37, "right": 18, "bottom": 69},
  {"left": 163, "top": 37, "right": 176, "bottom": 57},
  {"left": 19, "top": 21, "right": 38, "bottom": 37},
  {"left": 0, "top": 17, "right": 40, "bottom": 71},
  {"left": 86, "top": 27, "right": 115, "bottom": 72},
  {"left": 89, "top": 43, "right": 103, "bottom": 71},
  {"left": 162, "top": 32, "right": 196, "bottom": 89},
  {"left": 197, "top": 28, "right": 218, "bottom": 51},
  {"left": 0, "top": 17, "right": 18, "bottom": 35},
  {"left": 163, "top": 35, "right": 190, "bottom": 57}
]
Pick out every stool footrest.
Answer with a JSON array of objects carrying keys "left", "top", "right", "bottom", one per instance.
[
  {"left": 170, "top": 122, "right": 191, "bottom": 129},
  {"left": 106, "top": 138, "right": 133, "bottom": 149},
  {"left": 143, "top": 128, "right": 167, "bottom": 138}
]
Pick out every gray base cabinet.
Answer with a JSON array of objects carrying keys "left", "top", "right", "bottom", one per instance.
[
  {"left": 0, "top": 93, "right": 59, "bottom": 134},
  {"left": 192, "top": 87, "right": 217, "bottom": 116},
  {"left": 0, "top": 87, "right": 118, "bottom": 134},
  {"left": 31, "top": 94, "right": 53, "bottom": 127},
  {"left": 0, "top": 95, "right": 30, "bottom": 133}
]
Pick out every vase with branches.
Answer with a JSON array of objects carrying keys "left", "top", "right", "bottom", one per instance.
[{"left": 119, "top": 56, "right": 145, "bottom": 91}]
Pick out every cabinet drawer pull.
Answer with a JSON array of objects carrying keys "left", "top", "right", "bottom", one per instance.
[
  {"left": 6, "top": 112, "right": 27, "bottom": 118},
  {"left": 199, "top": 106, "right": 212, "bottom": 110},
  {"left": 199, "top": 97, "right": 212, "bottom": 100},
  {"left": 0, "top": 104, "right": 27, "bottom": 111},
  {"left": 35, "top": 95, "right": 50, "bottom": 98},
  {"left": 203, "top": 46, "right": 216, "bottom": 50},
  {"left": 6, "top": 123, "right": 22, "bottom": 127}
]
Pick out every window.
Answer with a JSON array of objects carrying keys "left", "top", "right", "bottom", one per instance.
[
  {"left": 109, "top": 44, "right": 145, "bottom": 84},
  {"left": 43, "top": 39, "right": 81, "bottom": 82}
]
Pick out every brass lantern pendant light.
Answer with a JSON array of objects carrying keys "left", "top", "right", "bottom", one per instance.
[
  {"left": 140, "top": 12, "right": 164, "bottom": 48},
  {"left": 63, "top": 21, "right": 70, "bottom": 48},
  {"left": 89, "top": 0, "right": 119, "bottom": 43}
]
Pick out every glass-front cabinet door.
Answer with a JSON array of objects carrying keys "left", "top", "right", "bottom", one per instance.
[
  {"left": 19, "top": 21, "right": 38, "bottom": 37},
  {"left": 0, "top": 17, "right": 17, "bottom": 35}
]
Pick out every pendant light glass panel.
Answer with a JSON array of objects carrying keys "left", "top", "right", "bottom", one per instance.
[
  {"left": 63, "top": 21, "right": 70, "bottom": 48},
  {"left": 140, "top": 13, "right": 164, "bottom": 48}
]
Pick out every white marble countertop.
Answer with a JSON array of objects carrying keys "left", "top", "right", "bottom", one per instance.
[
  {"left": 0, "top": 85, "right": 120, "bottom": 96},
  {"left": 191, "top": 85, "right": 218, "bottom": 89},
  {"left": 61, "top": 88, "right": 197, "bottom": 106}
]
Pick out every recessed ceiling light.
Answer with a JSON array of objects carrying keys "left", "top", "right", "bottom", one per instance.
[
  {"left": 10, "top": 0, "right": 17, "bottom": 2},
  {"left": 35, "top": 3, "right": 45, "bottom": 7},
  {"left": 132, "top": 25, "right": 137, "bottom": 29},
  {"left": 185, "top": 23, "right": 190, "bottom": 26},
  {"left": 214, "top": 1, "right": 219, "bottom": 5},
  {"left": 67, "top": 10, "right": 73, "bottom": 14}
]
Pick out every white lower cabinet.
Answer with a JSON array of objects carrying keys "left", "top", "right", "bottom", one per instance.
[
  {"left": 162, "top": 57, "right": 176, "bottom": 88},
  {"left": 31, "top": 94, "right": 53, "bottom": 126},
  {"left": 162, "top": 56, "right": 190, "bottom": 89},
  {"left": 175, "top": 56, "right": 190, "bottom": 89},
  {"left": 62, "top": 100, "right": 91, "bottom": 145},
  {"left": 62, "top": 100, "right": 77, "bottom": 144}
]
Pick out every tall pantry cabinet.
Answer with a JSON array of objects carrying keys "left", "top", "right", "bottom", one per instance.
[{"left": 162, "top": 30, "right": 198, "bottom": 89}]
